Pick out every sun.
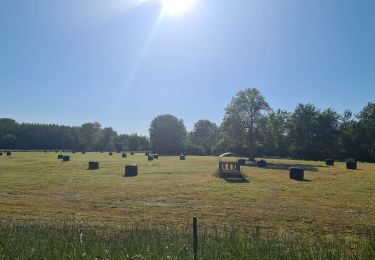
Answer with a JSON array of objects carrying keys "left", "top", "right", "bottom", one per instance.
[{"left": 160, "top": 0, "right": 194, "bottom": 15}]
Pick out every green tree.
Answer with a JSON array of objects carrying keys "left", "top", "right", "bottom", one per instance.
[
  {"left": 97, "top": 127, "right": 117, "bottom": 151},
  {"left": 221, "top": 88, "right": 270, "bottom": 156},
  {"left": 79, "top": 122, "right": 102, "bottom": 151},
  {"left": 288, "top": 104, "right": 340, "bottom": 160},
  {"left": 288, "top": 103, "right": 320, "bottom": 159},
  {"left": 315, "top": 108, "right": 340, "bottom": 159},
  {"left": 149, "top": 114, "right": 186, "bottom": 154},
  {"left": 263, "top": 109, "right": 290, "bottom": 157},
  {"left": 190, "top": 119, "right": 218, "bottom": 154},
  {"left": 353, "top": 102, "right": 375, "bottom": 162}
]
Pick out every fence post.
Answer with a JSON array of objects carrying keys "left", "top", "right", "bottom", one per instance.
[{"left": 193, "top": 216, "right": 198, "bottom": 260}]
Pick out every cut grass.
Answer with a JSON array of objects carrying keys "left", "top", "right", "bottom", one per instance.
[{"left": 0, "top": 152, "right": 374, "bottom": 233}]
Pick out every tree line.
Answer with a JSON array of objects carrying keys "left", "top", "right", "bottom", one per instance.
[
  {"left": 1, "top": 88, "right": 374, "bottom": 161},
  {"left": 0, "top": 120, "right": 149, "bottom": 152}
]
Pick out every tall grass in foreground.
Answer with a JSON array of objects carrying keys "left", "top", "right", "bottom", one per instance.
[{"left": 0, "top": 220, "right": 374, "bottom": 259}]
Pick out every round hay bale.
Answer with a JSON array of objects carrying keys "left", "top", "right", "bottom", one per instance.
[
  {"left": 72, "top": 151, "right": 76, "bottom": 154},
  {"left": 0, "top": 152, "right": 3, "bottom": 156},
  {"left": 109, "top": 152, "right": 113, "bottom": 156},
  {"left": 124, "top": 164, "right": 138, "bottom": 177},
  {"left": 148, "top": 155, "right": 154, "bottom": 161},
  {"left": 180, "top": 154, "right": 185, "bottom": 160},
  {"left": 62, "top": 155, "right": 70, "bottom": 162},
  {"left": 6, "top": 151, "right": 11, "bottom": 156},
  {"left": 130, "top": 152, "right": 134, "bottom": 155},
  {"left": 122, "top": 152, "right": 127, "bottom": 158},
  {"left": 326, "top": 159, "right": 334, "bottom": 166},
  {"left": 153, "top": 154, "right": 159, "bottom": 159},
  {"left": 238, "top": 159, "right": 246, "bottom": 166},
  {"left": 82, "top": 151, "right": 86, "bottom": 154},
  {"left": 100, "top": 151, "right": 103, "bottom": 153},
  {"left": 289, "top": 167, "right": 304, "bottom": 180},
  {"left": 58, "top": 154, "right": 64, "bottom": 159},
  {"left": 256, "top": 159, "right": 267, "bottom": 168},
  {"left": 346, "top": 160, "right": 357, "bottom": 170},
  {"left": 88, "top": 161, "right": 99, "bottom": 170},
  {"left": 145, "top": 152, "right": 149, "bottom": 156}
]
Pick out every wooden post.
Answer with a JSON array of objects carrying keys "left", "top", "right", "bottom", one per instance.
[{"left": 193, "top": 216, "right": 198, "bottom": 260}]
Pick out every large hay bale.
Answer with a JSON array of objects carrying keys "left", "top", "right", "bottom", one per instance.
[
  {"left": 148, "top": 155, "right": 154, "bottom": 161},
  {"left": 238, "top": 159, "right": 246, "bottom": 166},
  {"left": 62, "top": 155, "right": 70, "bottom": 162},
  {"left": 256, "top": 159, "right": 267, "bottom": 168},
  {"left": 124, "top": 164, "right": 138, "bottom": 177},
  {"left": 82, "top": 151, "right": 86, "bottom": 154},
  {"left": 326, "top": 159, "right": 334, "bottom": 166},
  {"left": 6, "top": 151, "right": 11, "bottom": 156},
  {"left": 130, "top": 152, "right": 134, "bottom": 155},
  {"left": 122, "top": 152, "right": 127, "bottom": 158},
  {"left": 346, "top": 160, "right": 357, "bottom": 170},
  {"left": 58, "top": 154, "right": 64, "bottom": 159},
  {"left": 180, "top": 154, "right": 185, "bottom": 160},
  {"left": 289, "top": 167, "right": 304, "bottom": 180},
  {"left": 109, "top": 152, "right": 113, "bottom": 156},
  {"left": 88, "top": 161, "right": 99, "bottom": 170},
  {"left": 153, "top": 154, "right": 159, "bottom": 159},
  {"left": 145, "top": 152, "right": 149, "bottom": 156}
]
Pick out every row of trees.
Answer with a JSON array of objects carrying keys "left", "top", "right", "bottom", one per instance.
[
  {"left": 1, "top": 88, "right": 374, "bottom": 161},
  {"left": 148, "top": 88, "right": 375, "bottom": 162},
  {"left": 0, "top": 120, "right": 149, "bottom": 152}
]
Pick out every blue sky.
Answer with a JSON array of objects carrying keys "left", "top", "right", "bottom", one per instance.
[{"left": 1, "top": 0, "right": 374, "bottom": 135}]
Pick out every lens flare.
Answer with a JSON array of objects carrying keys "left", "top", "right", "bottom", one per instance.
[{"left": 160, "top": 0, "right": 194, "bottom": 15}]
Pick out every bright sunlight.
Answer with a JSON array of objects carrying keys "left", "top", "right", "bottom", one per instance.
[{"left": 160, "top": 0, "right": 194, "bottom": 15}]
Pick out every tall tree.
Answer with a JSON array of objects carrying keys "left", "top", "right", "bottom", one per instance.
[
  {"left": 288, "top": 103, "right": 320, "bottom": 159},
  {"left": 315, "top": 108, "right": 340, "bottom": 159},
  {"left": 263, "top": 109, "right": 290, "bottom": 157},
  {"left": 79, "top": 122, "right": 102, "bottom": 150},
  {"left": 221, "top": 88, "right": 270, "bottom": 156},
  {"left": 97, "top": 127, "right": 117, "bottom": 151},
  {"left": 190, "top": 119, "right": 218, "bottom": 154},
  {"left": 288, "top": 104, "right": 340, "bottom": 160},
  {"left": 353, "top": 102, "right": 375, "bottom": 162},
  {"left": 149, "top": 114, "right": 186, "bottom": 154}
]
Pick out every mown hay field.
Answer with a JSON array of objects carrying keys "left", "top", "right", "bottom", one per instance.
[{"left": 0, "top": 152, "right": 374, "bottom": 233}]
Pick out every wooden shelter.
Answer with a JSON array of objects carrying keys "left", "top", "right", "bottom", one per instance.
[{"left": 218, "top": 152, "right": 242, "bottom": 178}]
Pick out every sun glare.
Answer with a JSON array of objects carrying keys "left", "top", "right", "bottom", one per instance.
[{"left": 160, "top": 0, "right": 194, "bottom": 15}]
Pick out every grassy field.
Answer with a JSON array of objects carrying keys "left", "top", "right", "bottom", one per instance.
[
  {"left": 0, "top": 152, "right": 374, "bottom": 258},
  {"left": 1, "top": 152, "right": 374, "bottom": 231}
]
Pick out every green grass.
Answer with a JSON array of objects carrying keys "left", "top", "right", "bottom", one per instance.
[
  {"left": 0, "top": 152, "right": 375, "bottom": 258},
  {"left": 0, "top": 219, "right": 374, "bottom": 259}
]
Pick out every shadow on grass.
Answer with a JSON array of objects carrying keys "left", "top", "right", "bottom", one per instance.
[
  {"left": 223, "top": 177, "right": 249, "bottom": 184},
  {"left": 244, "top": 162, "right": 321, "bottom": 172},
  {"left": 291, "top": 178, "right": 312, "bottom": 182},
  {"left": 214, "top": 170, "right": 249, "bottom": 183}
]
